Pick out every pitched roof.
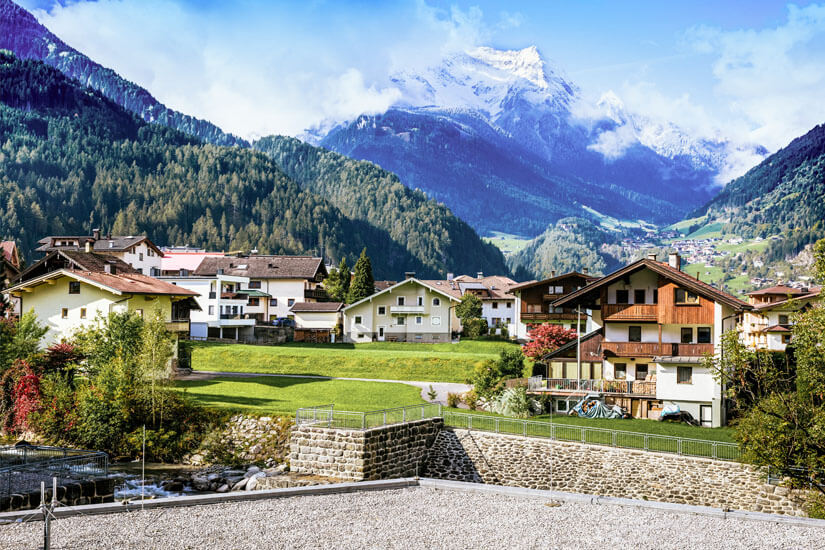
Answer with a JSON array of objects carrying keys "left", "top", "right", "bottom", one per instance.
[
  {"left": 753, "top": 289, "right": 822, "bottom": 311},
  {"left": 36, "top": 235, "right": 162, "bottom": 255},
  {"left": 509, "top": 271, "right": 599, "bottom": 292},
  {"left": 7, "top": 250, "right": 196, "bottom": 297},
  {"left": 193, "top": 255, "right": 326, "bottom": 280},
  {"left": 345, "top": 278, "right": 462, "bottom": 310},
  {"left": 289, "top": 302, "right": 344, "bottom": 313},
  {"left": 374, "top": 281, "right": 397, "bottom": 292},
  {"left": 762, "top": 324, "right": 791, "bottom": 333},
  {"left": 0, "top": 241, "right": 19, "bottom": 269},
  {"left": 746, "top": 285, "right": 809, "bottom": 296},
  {"left": 425, "top": 275, "right": 519, "bottom": 300},
  {"left": 160, "top": 251, "right": 225, "bottom": 272},
  {"left": 553, "top": 259, "right": 751, "bottom": 311}
]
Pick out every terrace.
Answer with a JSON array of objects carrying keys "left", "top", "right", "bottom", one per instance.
[{"left": 527, "top": 376, "right": 656, "bottom": 396}]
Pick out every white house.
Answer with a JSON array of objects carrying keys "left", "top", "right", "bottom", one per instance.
[
  {"left": 289, "top": 302, "right": 344, "bottom": 342},
  {"left": 3, "top": 250, "right": 198, "bottom": 348},
  {"left": 343, "top": 277, "right": 461, "bottom": 343},
  {"left": 36, "top": 230, "right": 163, "bottom": 275},
  {"left": 742, "top": 285, "right": 822, "bottom": 351},
  {"left": 451, "top": 274, "right": 519, "bottom": 336}
]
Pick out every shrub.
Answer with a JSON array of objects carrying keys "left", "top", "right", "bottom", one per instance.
[
  {"left": 426, "top": 385, "right": 438, "bottom": 401},
  {"left": 462, "top": 389, "right": 479, "bottom": 411},
  {"left": 490, "top": 387, "right": 533, "bottom": 418},
  {"left": 462, "top": 318, "right": 488, "bottom": 339},
  {"left": 446, "top": 392, "right": 461, "bottom": 408}
]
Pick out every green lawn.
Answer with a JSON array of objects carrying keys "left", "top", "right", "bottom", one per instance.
[
  {"left": 177, "top": 376, "right": 426, "bottom": 415},
  {"left": 484, "top": 231, "right": 532, "bottom": 256},
  {"left": 190, "top": 340, "right": 518, "bottom": 383}
]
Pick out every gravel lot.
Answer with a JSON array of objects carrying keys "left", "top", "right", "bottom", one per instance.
[{"left": 1, "top": 487, "right": 823, "bottom": 549}]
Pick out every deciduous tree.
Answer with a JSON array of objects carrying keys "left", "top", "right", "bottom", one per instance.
[{"left": 522, "top": 324, "right": 577, "bottom": 359}]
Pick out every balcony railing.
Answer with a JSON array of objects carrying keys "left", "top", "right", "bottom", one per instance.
[
  {"left": 601, "top": 342, "right": 714, "bottom": 357},
  {"left": 165, "top": 321, "right": 190, "bottom": 332},
  {"left": 521, "top": 312, "right": 579, "bottom": 321},
  {"left": 528, "top": 377, "right": 656, "bottom": 396},
  {"left": 602, "top": 303, "right": 658, "bottom": 322},
  {"left": 390, "top": 305, "right": 425, "bottom": 314},
  {"left": 304, "top": 288, "right": 329, "bottom": 300}
]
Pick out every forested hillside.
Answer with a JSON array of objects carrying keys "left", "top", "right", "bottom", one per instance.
[
  {"left": 0, "top": 52, "right": 446, "bottom": 278},
  {"left": 695, "top": 123, "right": 825, "bottom": 263},
  {"left": 253, "top": 135, "right": 509, "bottom": 278}
]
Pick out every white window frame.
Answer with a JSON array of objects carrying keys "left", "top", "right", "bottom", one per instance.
[
  {"left": 415, "top": 316, "right": 423, "bottom": 325},
  {"left": 432, "top": 298, "right": 441, "bottom": 307},
  {"left": 378, "top": 306, "right": 386, "bottom": 315},
  {"left": 354, "top": 315, "right": 362, "bottom": 325}
]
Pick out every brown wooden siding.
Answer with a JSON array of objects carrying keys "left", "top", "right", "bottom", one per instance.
[
  {"left": 657, "top": 277, "right": 715, "bottom": 324},
  {"left": 602, "top": 303, "right": 658, "bottom": 322}
]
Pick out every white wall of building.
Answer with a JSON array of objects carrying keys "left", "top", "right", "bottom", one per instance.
[
  {"left": 111, "top": 241, "right": 162, "bottom": 274},
  {"left": 293, "top": 311, "right": 340, "bottom": 330}
]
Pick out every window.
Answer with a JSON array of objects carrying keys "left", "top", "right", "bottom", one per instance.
[
  {"left": 782, "top": 334, "right": 791, "bottom": 344},
  {"left": 492, "top": 302, "right": 498, "bottom": 309},
  {"left": 417, "top": 296, "right": 424, "bottom": 306},
  {"left": 79, "top": 308, "right": 86, "bottom": 319},
  {"left": 652, "top": 289, "right": 658, "bottom": 304},
  {"left": 579, "top": 323, "right": 586, "bottom": 333},
  {"left": 432, "top": 316, "right": 441, "bottom": 326},
  {"left": 615, "top": 363, "right": 627, "bottom": 380},
  {"left": 555, "top": 400, "right": 568, "bottom": 412},
  {"left": 397, "top": 296, "right": 405, "bottom": 306},
  {"left": 634, "top": 289, "right": 646, "bottom": 304},
  {"left": 675, "top": 288, "right": 699, "bottom": 304},
  {"left": 636, "top": 364, "right": 648, "bottom": 381},
  {"left": 616, "top": 289, "right": 629, "bottom": 304},
  {"left": 778, "top": 314, "right": 789, "bottom": 325},
  {"left": 628, "top": 326, "right": 642, "bottom": 342},
  {"left": 208, "top": 305, "right": 214, "bottom": 315},
  {"left": 432, "top": 298, "right": 441, "bottom": 307},
  {"left": 415, "top": 334, "right": 423, "bottom": 341},
  {"left": 506, "top": 302, "right": 512, "bottom": 308},
  {"left": 354, "top": 316, "right": 362, "bottom": 324},
  {"left": 249, "top": 280, "right": 262, "bottom": 289},
  {"left": 677, "top": 366, "right": 693, "bottom": 384},
  {"left": 288, "top": 299, "right": 295, "bottom": 307},
  {"left": 61, "top": 308, "right": 68, "bottom": 319},
  {"left": 681, "top": 327, "right": 693, "bottom": 344},
  {"left": 272, "top": 299, "right": 278, "bottom": 307},
  {"left": 554, "top": 286, "right": 564, "bottom": 294},
  {"left": 139, "top": 252, "right": 144, "bottom": 261},
  {"left": 248, "top": 297, "right": 260, "bottom": 307},
  {"left": 397, "top": 317, "right": 405, "bottom": 326},
  {"left": 415, "top": 316, "right": 423, "bottom": 325},
  {"left": 378, "top": 306, "right": 386, "bottom": 315},
  {"left": 697, "top": 327, "right": 711, "bottom": 344},
  {"left": 68, "top": 282, "right": 80, "bottom": 294}
]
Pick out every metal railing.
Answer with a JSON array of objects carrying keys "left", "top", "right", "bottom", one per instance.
[
  {"left": 442, "top": 411, "right": 740, "bottom": 461},
  {"left": 528, "top": 376, "right": 656, "bottom": 396},
  {"left": 0, "top": 445, "right": 109, "bottom": 497},
  {"left": 296, "top": 403, "right": 443, "bottom": 430},
  {"left": 294, "top": 404, "right": 740, "bottom": 461}
]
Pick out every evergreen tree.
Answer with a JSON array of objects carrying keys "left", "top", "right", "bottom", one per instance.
[
  {"left": 455, "top": 293, "right": 482, "bottom": 324},
  {"left": 347, "top": 249, "right": 374, "bottom": 304},
  {"left": 324, "top": 257, "right": 350, "bottom": 302}
]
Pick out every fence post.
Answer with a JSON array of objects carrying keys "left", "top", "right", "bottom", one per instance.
[
  {"left": 644, "top": 435, "right": 649, "bottom": 452},
  {"left": 712, "top": 443, "right": 717, "bottom": 460},
  {"left": 495, "top": 418, "right": 499, "bottom": 433},
  {"left": 612, "top": 432, "right": 617, "bottom": 447},
  {"left": 581, "top": 428, "right": 586, "bottom": 443},
  {"left": 402, "top": 407, "right": 406, "bottom": 423},
  {"left": 361, "top": 413, "right": 366, "bottom": 430},
  {"left": 468, "top": 415, "right": 473, "bottom": 431},
  {"left": 383, "top": 411, "right": 387, "bottom": 426},
  {"left": 523, "top": 421, "right": 526, "bottom": 437},
  {"left": 677, "top": 439, "right": 682, "bottom": 456},
  {"left": 421, "top": 405, "right": 425, "bottom": 420}
]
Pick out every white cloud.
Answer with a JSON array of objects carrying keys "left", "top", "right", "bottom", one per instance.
[
  {"left": 23, "top": 0, "right": 507, "bottom": 138},
  {"left": 684, "top": 3, "right": 825, "bottom": 151}
]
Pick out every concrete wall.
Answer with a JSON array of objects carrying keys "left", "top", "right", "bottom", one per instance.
[
  {"left": 290, "top": 418, "right": 443, "bottom": 481},
  {"left": 423, "top": 428, "right": 806, "bottom": 515},
  {"left": 0, "top": 477, "right": 115, "bottom": 512}
]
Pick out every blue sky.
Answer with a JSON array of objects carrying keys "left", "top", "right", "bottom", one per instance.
[{"left": 19, "top": 0, "right": 825, "bottom": 153}]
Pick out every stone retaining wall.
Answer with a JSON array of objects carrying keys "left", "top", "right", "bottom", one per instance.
[
  {"left": 0, "top": 477, "right": 115, "bottom": 512},
  {"left": 290, "top": 418, "right": 442, "bottom": 481},
  {"left": 186, "top": 415, "right": 293, "bottom": 467},
  {"left": 423, "top": 428, "right": 807, "bottom": 516}
]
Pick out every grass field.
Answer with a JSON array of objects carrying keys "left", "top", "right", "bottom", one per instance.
[
  {"left": 190, "top": 341, "right": 519, "bottom": 383},
  {"left": 483, "top": 231, "right": 532, "bottom": 256},
  {"left": 682, "top": 262, "right": 752, "bottom": 297},
  {"left": 177, "top": 376, "right": 427, "bottom": 415}
]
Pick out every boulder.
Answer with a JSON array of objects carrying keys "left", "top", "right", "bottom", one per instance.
[{"left": 231, "top": 478, "right": 248, "bottom": 491}]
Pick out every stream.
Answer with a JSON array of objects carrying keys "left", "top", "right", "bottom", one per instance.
[{"left": 109, "top": 462, "right": 202, "bottom": 501}]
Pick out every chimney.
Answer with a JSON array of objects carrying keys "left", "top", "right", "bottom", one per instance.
[
  {"left": 92, "top": 228, "right": 100, "bottom": 241},
  {"left": 476, "top": 271, "right": 483, "bottom": 279},
  {"left": 404, "top": 271, "right": 416, "bottom": 280},
  {"left": 104, "top": 263, "right": 115, "bottom": 275},
  {"left": 668, "top": 252, "right": 681, "bottom": 271},
  {"left": 647, "top": 253, "right": 657, "bottom": 261},
  {"left": 447, "top": 272, "right": 454, "bottom": 281},
  {"left": 551, "top": 270, "right": 556, "bottom": 278},
  {"left": 583, "top": 267, "right": 589, "bottom": 275},
  {"left": 84, "top": 239, "right": 93, "bottom": 253}
]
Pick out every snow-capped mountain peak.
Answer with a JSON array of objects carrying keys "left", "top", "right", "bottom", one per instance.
[{"left": 469, "top": 45, "right": 550, "bottom": 90}]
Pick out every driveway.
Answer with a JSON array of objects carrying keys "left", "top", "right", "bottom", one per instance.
[{"left": 184, "top": 370, "right": 471, "bottom": 407}]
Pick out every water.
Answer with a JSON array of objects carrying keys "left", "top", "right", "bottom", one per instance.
[{"left": 109, "top": 462, "right": 200, "bottom": 501}]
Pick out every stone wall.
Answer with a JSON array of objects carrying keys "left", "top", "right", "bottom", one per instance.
[
  {"left": 186, "top": 415, "right": 293, "bottom": 467},
  {"left": 0, "top": 477, "right": 115, "bottom": 512},
  {"left": 290, "top": 418, "right": 442, "bottom": 481},
  {"left": 423, "top": 428, "right": 807, "bottom": 516}
]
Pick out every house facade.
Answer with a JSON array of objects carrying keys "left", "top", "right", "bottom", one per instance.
[
  {"left": 510, "top": 271, "right": 599, "bottom": 340},
  {"left": 343, "top": 278, "right": 461, "bottom": 343},
  {"left": 36, "top": 231, "right": 163, "bottom": 275},
  {"left": 3, "top": 250, "right": 198, "bottom": 348},
  {"left": 290, "top": 302, "right": 344, "bottom": 343},
  {"left": 532, "top": 253, "right": 750, "bottom": 427},
  {"left": 451, "top": 274, "right": 519, "bottom": 335},
  {"left": 1, "top": 241, "right": 21, "bottom": 315},
  {"left": 742, "top": 285, "right": 822, "bottom": 351},
  {"left": 193, "top": 255, "right": 328, "bottom": 323}
]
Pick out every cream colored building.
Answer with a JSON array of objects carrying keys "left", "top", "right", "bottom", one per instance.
[
  {"left": 742, "top": 285, "right": 822, "bottom": 351},
  {"left": 36, "top": 231, "right": 163, "bottom": 275},
  {"left": 343, "top": 278, "right": 461, "bottom": 343},
  {"left": 4, "top": 250, "right": 198, "bottom": 346}
]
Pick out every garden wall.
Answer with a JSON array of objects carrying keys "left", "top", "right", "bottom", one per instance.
[
  {"left": 290, "top": 418, "right": 442, "bottom": 481},
  {"left": 423, "top": 428, "right": 807, "bottom": 516}
]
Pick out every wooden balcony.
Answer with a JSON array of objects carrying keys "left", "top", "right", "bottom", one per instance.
[
  {"left": 528, "top": 377, "right": 656, "bottom": 396},
  {"left": 521, "top": 312, "right": 579, "bottom": 321},
  {"left": 601, "top": 342, "right": 714, "bottom": 357},
  {"left": 602, "top": 303, "right": 658, "bottom": 322},
  {"left": 165, "top": 321, "right": 190, "bottom": 333}
]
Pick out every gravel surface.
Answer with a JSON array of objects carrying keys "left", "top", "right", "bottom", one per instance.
[{"left": 1, "top": 487, "right": 823, "bottom": 549}]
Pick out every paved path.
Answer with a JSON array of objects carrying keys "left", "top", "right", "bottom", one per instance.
[{"left": 184, "top": 370, "right": 471, "bottom": 406}]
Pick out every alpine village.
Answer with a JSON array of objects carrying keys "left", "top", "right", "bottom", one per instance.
[{"left": 0, "top": 0, "right": 824, "bottom": 547}]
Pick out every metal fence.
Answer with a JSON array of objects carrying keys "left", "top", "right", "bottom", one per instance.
[
  {"left": 294, "top": 404, "right": 741, "bottom": 461},
  {"left": 296, "top": 403, "right": 443, "bottom": 430},
  {"left": 0, "top": 445, "right": 109, "bottom": 497}
]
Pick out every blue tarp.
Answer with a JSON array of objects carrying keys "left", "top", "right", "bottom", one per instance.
[{"left": 569, "top": 397, "right": 625, "bottom": 419}]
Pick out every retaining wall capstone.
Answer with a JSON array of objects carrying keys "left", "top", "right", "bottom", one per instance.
[
  {"left": 422, "top": 428, "right": 808, "bottom": 516},
  {"left": 290, "top": 418, "right": 442, "bottom": 481}
]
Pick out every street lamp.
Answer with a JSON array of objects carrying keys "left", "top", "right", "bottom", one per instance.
[{"left": 575, "top": 305, "right": 593, "bottom": 391}]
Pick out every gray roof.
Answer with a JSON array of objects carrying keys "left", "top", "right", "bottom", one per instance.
[
  {"left": 36, "top": 235, "right": 161, "bottom": 255},
  {"left": 289, "top": 302, "right": 344, "bottom": 313},
  {"left": 194, "top": 255, "right": 327, "bottom": 280}
]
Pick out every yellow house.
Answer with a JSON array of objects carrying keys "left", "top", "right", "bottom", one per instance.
[
  {"left": 4, "top": 250, "right": 198, "bottom": 346},
  {"left": 343, "top": 278, "right": 461, "bottom": 343}
]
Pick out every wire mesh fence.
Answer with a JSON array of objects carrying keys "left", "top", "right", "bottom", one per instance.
[{"left": 0, "top": 445, "right": 109, "bottom": 498}]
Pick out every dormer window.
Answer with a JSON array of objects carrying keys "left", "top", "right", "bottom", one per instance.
[
  {"left": 675, "top": 288, "right": 699, "bottom": 304},
  {"left": 397, "top": 296, "right": 405, "bottom": 306},
  {"left": 68, "top": 282, "right": 80, "bottom": 294}
]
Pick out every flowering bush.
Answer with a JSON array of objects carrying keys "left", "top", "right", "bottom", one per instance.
[{"left": 521, "top": 324, "right": 578, "bottom": 359}]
